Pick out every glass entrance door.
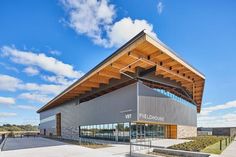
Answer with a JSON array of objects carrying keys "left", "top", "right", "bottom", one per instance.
[{"left": 136, "top": 124, "right": 145, "bottom": 139}]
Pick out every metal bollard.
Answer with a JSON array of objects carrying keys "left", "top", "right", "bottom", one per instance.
[{"left": 220, "top": 140, "right": 222, "bottom": 150}]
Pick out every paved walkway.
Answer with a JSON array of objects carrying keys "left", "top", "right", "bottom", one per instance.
[
  {"left": 220, "top": 138, "right": 236, "bottom": 157},
  {"left": 0, "top": 137, "right": 190, "bottom": 157},
  {"left": 2, "top": 137, "right": 65, "bottom": 151},
  {"left": 1, "top": 137, "right": 129, "bottom": 157}
]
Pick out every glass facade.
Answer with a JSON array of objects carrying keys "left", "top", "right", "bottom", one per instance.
[
  {"left": 153, "top": 88, "right": 196, "bottom": 109},
  {"left": 80, "top": 123, "right": 166, "bottom": 142},
  {"left": 80, "top": 122, "right": 130, "bottom": 142},
  {"left": 145, "top": 124, "right": 165, "bottom": 138}
]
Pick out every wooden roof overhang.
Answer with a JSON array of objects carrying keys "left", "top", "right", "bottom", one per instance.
[{"left": 37, "top": 31, "right": 205, "bottom": 113}]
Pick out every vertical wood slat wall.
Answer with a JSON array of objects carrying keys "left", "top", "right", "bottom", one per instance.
[
  {"left": 166, "top": 125, "right": 177, "bottom": 139},
  {"left": 56, "top": 113, "right": 61, "bottom": 136}
]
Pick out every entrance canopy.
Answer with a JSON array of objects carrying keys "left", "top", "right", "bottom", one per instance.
[{"left": 37, "top": 31, "right": 205, "bottom": 113}]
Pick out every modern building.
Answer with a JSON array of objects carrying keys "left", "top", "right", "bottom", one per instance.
[
  {"left": 198, "top": 127, "right": 236, "bottom": 137},
  {"left": 197, "top": 127, "right": 213, "bottom": 136},
  {"left": 37, "top": 31, "right": 205, "bottom": 141}
]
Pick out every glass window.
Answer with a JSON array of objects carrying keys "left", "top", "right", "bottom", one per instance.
[
  {"left": 95, "top": 125, "right": 98, "bottom": 138},
  {"left": 113, "top": 123, "right": 118, "bottom": 141},
  {"left": 108, "top": 124, "right": 113, "bottom": 140},
  {"left": 91, "top": 125, "right": 95, "bottom": 137},
  {"left": 103, "top": 124, "right": 109, "bottom": 139},
  {"left": 79, "top": 123, "right": 131, "bottom": 142},
  {"left": 118, "top": 123, "right": 124, "bottom": 142},
  {"left": 124, "top": 123, "right": 130, "bottom": 142},
  {"left": 131, "top": 123, "right": 136, "bottom": 139}
]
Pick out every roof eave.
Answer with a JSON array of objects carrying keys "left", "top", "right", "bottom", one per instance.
[
  {"left": 37, "top": 30, "right": 147, "bottom": 113},
  {"left": 37, "top": 31, "right": 205, "bottom": 113}
]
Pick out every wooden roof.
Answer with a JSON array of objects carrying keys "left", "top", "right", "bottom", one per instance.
[{"left": 37, "top": 31, "right": 205, "bottom": 113}]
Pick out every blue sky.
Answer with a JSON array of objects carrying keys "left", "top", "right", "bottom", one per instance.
[{"left": 0, "top": 0, "right": 236, "bottom": 127}]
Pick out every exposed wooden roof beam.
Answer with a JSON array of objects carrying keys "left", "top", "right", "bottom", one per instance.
[
  {"left": 81, "top": 81, "right": 100, "bottom": 88},
  {"left": 111, "top": 62, "right": 136, "bottom": 73},
  {"left": 156, "top": 66, "right": 193, "bottom": 83},
  {"left": 98, "top": 70, "right": 121, "bottom": 79}
]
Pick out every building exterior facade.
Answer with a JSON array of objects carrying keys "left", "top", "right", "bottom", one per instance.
[
  {"left": 198, "top": 127, "right": 236, "bottom": 137},
  {"left": 38, "top": 31, "right": 205, "bottom": 141}
]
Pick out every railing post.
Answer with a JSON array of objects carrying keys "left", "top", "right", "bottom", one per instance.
[
  {"left": 2, "top": 134, "right": 5, "bottom": 141},
  {"left": 225, "top": 138, "right": 227, "bottom": 146},
  {"left": 220, "top": 140, "right": 222, "bottom": 150}
]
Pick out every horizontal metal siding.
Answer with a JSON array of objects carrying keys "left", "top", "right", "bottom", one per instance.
[
  {"left": 39, "top": 100, "right": 78, "bottom": 137},
  {"left": 76, "top": 83, "right": 137, "bottom": 125},
  {"left": 138, "top": 82, "right": 197, "bottom": 126},
  {"left": 39, "top": 83, "right": 138, "bottom": 138}
]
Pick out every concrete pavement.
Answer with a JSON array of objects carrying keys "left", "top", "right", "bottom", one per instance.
[
  {"left": 2, "top": 137, "right": 65, "bottom": 151},
  {"left": 220, "top": 138, "right": 236, "bottom": 157},
  {"left": 0, "top": 137, "right": 192, "bottom": 157},
  {"left": 1, "top": 137, "right": 129, "bottom": 157}
]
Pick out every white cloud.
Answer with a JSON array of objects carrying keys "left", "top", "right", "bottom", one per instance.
[
  {"left": 200, "top": 100, "right": 236, "bottom": 116},
  {"left": 62, "top": 0, "right": 115, "bottom": 47},
  {"left": 198, "top": 100, "right": 236, "bottom": 127},
  {"left": 16, "top": 105, "right": 38, "bottom": 111},
  {"left": 18, "top": 83, "right": 66, "bottom": 95},
  {"left": 23, "top": 66, "right": 39, "bottom": 76},
  {"left": 157, "top": 2, "right": 164, "bottom": 14},
  {"left": 107, "top": 17, "right": 157, "bottom": 47},
  {"left": 223, "top": 113, "right": 236, "bottom": 122},
  {"left": 0, "top": 112, "right": 17, "bottom": 118},
  {"left": 18, "top": 93, "right": 52, "bottom": 104},
  {"left": 41, "top": 75, "right": 76, "bottom": 85},
  {"left": 0, "top": 74, "right": 21, "bottom": 91},
  {"left": 0, "top": 96, "right": 15, "bottom": 105},
  {"left": 61, "top": 0, "right": 157, "bottom": 48},
  {"left": 198, "top": 113, "right": 236, "bottom": 127},
  {"left": 0, "top": 74, "right": 67, "bottom": 95},
  {"left": 1, "top": 46, "right": 84, "bottom": 79}
]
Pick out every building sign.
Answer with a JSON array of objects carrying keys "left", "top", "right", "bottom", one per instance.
[
  {"left": 125, "top": 113, "right": 132, "bottom": 119},
  {"left": 120, "top": 109, "right": 132, "bottom": 120},
  {"left": 139, "top": 113, "right": 164, "bottom": 122}
]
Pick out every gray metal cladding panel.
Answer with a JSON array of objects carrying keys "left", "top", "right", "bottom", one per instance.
[
  {"left": 39, "top": 83, "right": 138, "bottom": 129},
  {"left": 39, "top": 120, "right": 56, "bottom": 129},
  {"left": 138, "top": 82, "right": 197, "bottom": 126},
  {"left": 76, "top": 83, "right": 138, "bottom": 125},
  {"left": 39, "top": 100, "right": 79, "bottom": 133}
]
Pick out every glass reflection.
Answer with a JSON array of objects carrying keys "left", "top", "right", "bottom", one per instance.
[{"left": 79, "top": 123, "right": 165, "bottom": 142}]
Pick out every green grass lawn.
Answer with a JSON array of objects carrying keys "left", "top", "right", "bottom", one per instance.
[
  {"left": 201, "top": 138, "right": 229, "bottom": 154},
  {"left": 168, "top": 136, "right": 232, "bottom": 154}
]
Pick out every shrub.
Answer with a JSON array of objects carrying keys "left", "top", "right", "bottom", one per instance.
[{"left": 168, "top": 136, "right": 225, "bottom": 152}]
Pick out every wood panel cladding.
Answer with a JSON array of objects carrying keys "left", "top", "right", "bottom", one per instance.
[
  {"left": 56, "top": 113, "right": 61, "bottom": 136},
  {"left": 166, "top": 125, "right": 177, "bottom": 139}
]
